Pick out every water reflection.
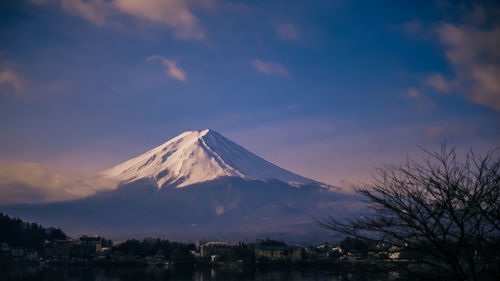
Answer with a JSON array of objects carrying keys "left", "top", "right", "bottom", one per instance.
[{"left": 0, "top": 264, "right": 388, "bottom": 281}]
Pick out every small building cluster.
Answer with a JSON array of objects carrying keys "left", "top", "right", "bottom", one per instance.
[
  {"left": 1, "top": 235, "right": 402, "bottom": 265},
  {"left": 44, "top": 235, "right": 108, "bottom": 259},
  {"left": 302, "top": 240, "right": 404, "bottom": 262},
  {"left": 193, "top": 238, "right": 303, "bottom": 263},
  {"left": 1, "top": 243, "right": 38, "bottom": 261},
  {"left": 0, "top": 235, "right": 110, "bottom": 262}
]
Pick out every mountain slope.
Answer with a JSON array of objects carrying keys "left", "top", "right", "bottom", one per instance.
[
  {"left": 1, "top": 178, "right": 359, "bottom": 242},
  {"left": 100, "top": 129, "right": 322, "bottom": 188}
]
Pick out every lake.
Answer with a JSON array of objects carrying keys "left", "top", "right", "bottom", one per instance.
[{"left": 0, "top": 264, "right": 396, "bottom": 281}]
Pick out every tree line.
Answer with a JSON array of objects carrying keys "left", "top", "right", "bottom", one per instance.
[{"left": 0, "top": 213, "right": 67, "bottom": 251}]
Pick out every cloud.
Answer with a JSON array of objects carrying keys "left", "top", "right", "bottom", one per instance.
[
  {"left": 388, "top": 19, "right": 424, "bottom": 37},
  {"left": 59, "top": 0, "right": 110, "bottom": 25},
  {"left": 339, "top": 179, "right": 359, "bottom": 194},
  {"left": 402, "top": 19, "right": 422, "bottom": 34},
  {"left": 0, "top": 162, "right": 74, "bottom": 204},
  {"left": 0, "top": 162, "right": 118, "bottom": 205},
  {"left": 423, "top": 123, "right": 482, "bottom": 138},
  {"left": 424, "top": 125, "right": 442, "bottom": 136},
  {"left": 276, "top": 23, "right": 299, "bottom": 40},
  {"left": 0, "top": 69, "right": 24, "bottom": 92},
  {"left": 147, "top": 55, "right": 187, "bottom": 81},
  {"left": 406, "top": 87, "right": 420, "bottom": 98},
  {"left": 30, "top": 0, "right": 209, "bottom": 40},
  {"left": 113, "top": 0, "right": 206, "bottom": 40},
  {"left": 468, "top": 65, "right": 500, "bottom": 109},
  {"left": 404, "top": 87, "right": 435, "bottom": 112},
  {"left": 390, "top": 19, "right": 422, "bottom": 36},
  {"left": 425, "top": 73, "right": 450, "bottom": 92},
  {"left": 435, "top": 6, "right": 500, "bottom": 110},
  {"left": 251, "top": 59, "right": 288, "bottom": 76}
]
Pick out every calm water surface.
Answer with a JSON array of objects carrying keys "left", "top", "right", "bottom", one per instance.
[{"left": 0, "top": 264, "right": 394, "bottom": 281}]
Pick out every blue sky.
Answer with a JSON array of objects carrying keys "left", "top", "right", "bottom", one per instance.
[{"left": 0, "top": 0, "right": 499, "bottom": 196}]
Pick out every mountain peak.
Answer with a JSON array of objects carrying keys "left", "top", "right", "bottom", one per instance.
[
  {"left": 99, "top": 129, "right": 322, "bottom": 188},
  {"left": 180, "top": 128, "right": 212, "bottom": 135},
  {"left": 170, "top": 129, "right": 211, "bottom": 141}
]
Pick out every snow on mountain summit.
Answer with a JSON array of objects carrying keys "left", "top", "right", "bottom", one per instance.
[{"left": 99, "top": 129, "right": 322, "bottom": 188}]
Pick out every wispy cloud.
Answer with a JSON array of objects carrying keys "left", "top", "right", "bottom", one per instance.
[
  {"left": 113, "top": 0, "right": 207, "bottom": 40},
  {"left": 423, "top": 123, "right": 482, "bottom": 138},
  {"left": 425, "top": 73, "right": 450, "bottom": 93},
  {"left": 30, "top": 0, "right": 209, "bottom": 40},
  {"left": 0, "top": 69, "right": 24, "bottom": 92},
  {"left": 405, "top": 87, "right": 435, "bottom": 112},
  {"left": 424, "top": 125, "right": 442, "bottom": 136},
  {"left": 435, "top": 5, "right": 500, "bottom": 110},
  {"left": 251, "top": 59, "right": 288, "bottom": 76},
  {"left": 406, "top": 87, "right": 420, "bottom": 98},
  {"left": 0, "top": 162, "right": 117, "bottom": 204},
  {"left": 276, "top": 23, "right": 299, "bottom": 40},
  {"left": 389, "top": 19, "right": 423, "bottom": 36},
  {"left": 147, "top": 55, "right": 187, "bottom": 82}
]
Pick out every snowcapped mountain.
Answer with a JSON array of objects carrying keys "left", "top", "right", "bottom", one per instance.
[
  {"left": 1, "top": 129, "right": 358, "bottom": 242},
  {"left": 100, "top": 129, "right": 322, "bottom": 188}
]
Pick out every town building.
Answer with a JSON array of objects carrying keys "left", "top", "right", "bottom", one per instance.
[
  {"left": 199, "top": 241, "right": 234, "bottom": 259},
  {"left": 255, "top": 245, "right": 302, "bottom": 261},
  {"left": 51, "top": 239, "right": 74, "bottom": 257},
  {"left": 72, "top": 235, "right": 102, "bottom": 257}
]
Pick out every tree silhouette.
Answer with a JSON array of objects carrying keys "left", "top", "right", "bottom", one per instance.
[
  {"left": 0, "top": 213, "right": 67, "bottom": 251},
  {"left": 317, "top": 145, "right": 500, "bottom": 281}
]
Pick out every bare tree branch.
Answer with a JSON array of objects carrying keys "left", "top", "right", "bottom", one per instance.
[{"left": 317, "top": 144, "right": 500, "bottom": 281}]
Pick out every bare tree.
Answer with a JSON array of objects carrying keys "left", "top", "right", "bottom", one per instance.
[{"left": 318, "top": 145, "right": 500, "bottom": 281}]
